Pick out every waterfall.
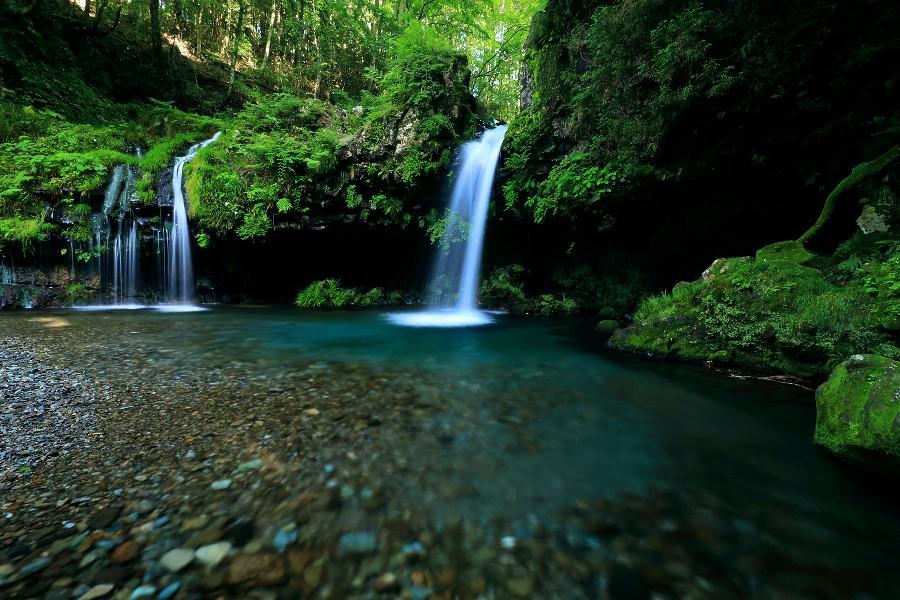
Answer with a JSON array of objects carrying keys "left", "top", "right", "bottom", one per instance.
[
  {"left": 390, "top": 125, "right": 508, "bottom": 327},
  {"left": 166, "top": 132, "right": 221, "bottom": 304},
  {"left": 94, "top": 153, "right": 143, "bottom": 305},
  {"left": 102, "top": 165, "right": 127, "bottom": 215}
]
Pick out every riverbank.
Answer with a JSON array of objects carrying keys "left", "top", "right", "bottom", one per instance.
[{"left": 2, "top": 309, "right": 899, "bottom": 598}]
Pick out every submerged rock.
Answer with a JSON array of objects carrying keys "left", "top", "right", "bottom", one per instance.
[
  {"left": 595, "top": 320, "right": 620, "bottom": 335},
  {"left": 814, "top": 354, "right": 900, "bottom": 471}
]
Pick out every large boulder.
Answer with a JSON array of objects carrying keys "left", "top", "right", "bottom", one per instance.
[{"left": 814, "top": 354, "right": 900, "bottom": 472}]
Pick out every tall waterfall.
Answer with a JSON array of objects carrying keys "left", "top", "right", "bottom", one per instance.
[
  {"left": 167, "top": 132, "right": 221, "bottom": 304},
  {"left": 390, "top": 125, "right": 508, "bottom": 327}
]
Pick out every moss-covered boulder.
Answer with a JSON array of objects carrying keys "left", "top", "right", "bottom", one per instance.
[
  {"left": 814, "top": 354, "right": 900, "bottom": 471},
  {"left": 611, "top": 240, "right": 900, "bottom": 379}
]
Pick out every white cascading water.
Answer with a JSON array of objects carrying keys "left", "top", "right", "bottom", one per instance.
[
  {"left": 390, "top": 124, "right": 508, "bottom": 327},
  {"left": 166, "top": 132, "right": 221, "bottom": 305}
]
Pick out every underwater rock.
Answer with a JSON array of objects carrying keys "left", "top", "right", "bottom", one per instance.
[{"left": 814, "top": 354, "right": 900, "bottom": 472}]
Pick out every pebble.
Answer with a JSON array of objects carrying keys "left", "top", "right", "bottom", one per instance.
[
  {"left": 373, "top": 572, "right": 401, "bottom": 593},
  {"left": 159, "top": 548, "right": 194, "bottom": 573},
  {"left": 272, "top": 526, "right": 298, "bottom": 553},
  {"left": 77, "top": 584, "right": 115, "bottom": 600},
  {"left": 127, "top": 585, "right": 156, "bottom": 600},
  {"left": 110, "top": 540, "right": 139, "bottom": 563},
  {"left": 195, "top": 542, "right": 232, "bottom": 568},
  {"left": 19, "top": 556, "right": 51, "bottom": 576},
  {"left": 210, "top": 479, "right": 231, "bottom": 490},
  {"left": 338, "top": 531, "right": 378, "bottom": 555},
  {"left": 500, "top": 535, "right": 516, "bottom": 549},
  {"left": 156, "top": 581, "right": 181, "bottom": 600},
  {"left": 236, "top": 458, "right": 263, "bottom": 472}
]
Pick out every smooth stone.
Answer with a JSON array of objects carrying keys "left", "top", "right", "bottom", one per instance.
[
  {"left": 373, "top": 572, "right": 401, "bottom": 593},
  {"left": 111, "top": 540, "right": 139, "bottom": 563},
  {"left": 156, "top": 581, "right": 181, "bottom": 600},
  {"left": 159, "top": 548, "right": 194, "bottom": 573},
  {"left": 128, "top": 585, "right": 156, "bottom": 600},
  {"left": 181, "top": 515, "right": 209, "bottom": 532},
  {"left": 20, "top": 557, "right": 51, "bottom": 576},
  {"left": 210, "top": 479, "right": 231, "bottom": 490},
  {"left": 227, "top": 553, "right": 286, "bottom": 586},
  {"left": 77, "top": 584, "right": 115, "bottom": 600},
  {"left": 272, "top": 527, "right": 298, "bottom": 553},
  {"left": 500, "top": 536, "right": 516, "bottom": 549},
  {"left": 338, "top": 531, "right": 377, "bottom": 556},
  {"left": 236, "top": 459, "right": 263, "bottom": 472},
  {"left": 195, "top": 542, "right": 231, "bottom": 568},
  {"left": 88, "top": 506, "right": 121, "bottom": 530}
]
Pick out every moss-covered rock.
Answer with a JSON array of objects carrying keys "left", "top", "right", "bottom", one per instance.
[
  {"left": 611, "top": 240, "right": 900, "bottom": 379},
  {"left": 595, "top": 319, "right": 620, "bottom": 334},
  {"left": 814, "top": 354, "right": 900, "bottom": 471}
]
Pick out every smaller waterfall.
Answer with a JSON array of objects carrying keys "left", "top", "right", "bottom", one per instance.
[
  {"left": 166, "top": 132, "right": 221, "bottom": 304},
  {"left": 111, "top": 221, "right": 139, "bottom": 303},
  {"left": 102, "top": 165, "right": 127, "bottom": 214},
  {"left": 94, "top": 153, "right": 143, "bottom": 305},
  {"left": 390, "top": 125, "right": 508, "bottom": 327},
  {"left": 0, "top": 259, "right": 15, "bottom": 285}
]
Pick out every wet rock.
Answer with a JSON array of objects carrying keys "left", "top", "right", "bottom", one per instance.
[
  {"left": 373, "top": 572, "right": 401, "bottom": 593},
  {"left": 273, "top": 525, "right": 298, "bottom": 553},
  {"left": 227, "top": 553, "right": 286, "bottom": 586},
  {"left": 128, "top": 585, "right": 156, "bottom": 600},
  {"left": 195, "top": 541, "right": 231, "bottom": 568},
  {"left": 159, "top": 548, "right": 194, "bottom": 573},
  {"left": 88, "top": 506, "right": 121, "bottom": 530},
  {"left": 110, "top": 540, "right": 139, "bottom": 563},
  {"left": 77, "top": 584, "right": 115, "bottom": 600},
  {"left": 338, "top": 531, "right": 377, "bottom": 556},
  {"left": 156, "top": 581, "right": 181, "bottom": 600},
  {"left": 236, "top": 458, "right": 263, "bottom": 473},
  {"left": 19, "top": 556, "right": 51, "bottom": 576}
]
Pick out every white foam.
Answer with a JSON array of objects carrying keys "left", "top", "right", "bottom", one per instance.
[
  {"left": 151, "top": 304, "right": 209, "bottom": 313},
  {"left": 386, "top": 309, "right": 493, "bottom": 328},
  {"left": 72, "top": 304, "right": 148, "bottom": 311}
]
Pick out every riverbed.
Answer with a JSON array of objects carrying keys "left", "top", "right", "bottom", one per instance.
[{"left": 1, "top": 307, "right": 898, "bottom": 599}]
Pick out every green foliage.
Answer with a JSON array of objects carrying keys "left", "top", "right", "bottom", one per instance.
[
  {"left": 0, "top": 217, "right": 53, "bottom": 251},
  {"left": 481, "top": 264, "right": 527, "bottom": 309},
  {"left": 428, "top": 208, "right": 470, "bottom": 252},
  {"left": 528, "top": 153, "right": 618, "bottom": 223},
  {"left": 295, "top": 279, "right": 401, "bottom": 309},
  {"left": 618, "top": 242, "right": 900, "bottom": 378}
]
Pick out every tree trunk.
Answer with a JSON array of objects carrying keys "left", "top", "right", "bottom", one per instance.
[
  {"left": 228, "top": 0, "right": 246, "bottom": 91},
  {"left": 195, "top": 10, "right": 202, "bottom": 56},
  {"left": 260, "top": 0, "right": 277, "bottom": 71},
  {"left": 799, "top": 145, "right": 900, "bottom": 244},
  {"left": 149, "top": 0, "right": 162, "bottom": 59}
]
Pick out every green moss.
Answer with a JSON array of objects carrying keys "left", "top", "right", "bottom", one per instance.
[
  {"left": 814, "top": 354, "right": 900, "bottom": 470},
  {"left": 755, "top": 240, "right": 815, "bottom": 265},
  {"left": 613, "top": 242, "right": 900, "bottom": 378}
]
